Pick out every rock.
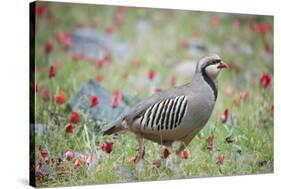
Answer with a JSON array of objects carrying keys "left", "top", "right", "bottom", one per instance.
[
  {"left": 34, "top": 124, "right": 45, "bottom": 135},
  {"left": 239, "top": 43, "right": 254, "bottom": 57},
  {"left": 71, "top": 28, "right": 133, "bottom": 61},
  {"left": 113, "top": 166, "right": 137, "bottom": 182},
  {"left": 68, "top": 80, "right": 130, "bottom": 124},
  {"left": 31, "top": 123, "right": 49, "bottom": 136},
  {"left": 187, "top": 38, "right": 207, "bottom": 57},
  {"left": 135, "top": 19, "right": 150, "bottom": 32}
]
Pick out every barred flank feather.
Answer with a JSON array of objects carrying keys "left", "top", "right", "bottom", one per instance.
[{"left": 138, "top": 96, "right": 188, "bottom": 131}]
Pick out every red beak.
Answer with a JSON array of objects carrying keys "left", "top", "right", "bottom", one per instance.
[{"left": 217, "top": 62, "right": 228, "bottom": 69}]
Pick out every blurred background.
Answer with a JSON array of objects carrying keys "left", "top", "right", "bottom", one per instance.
[{"left": 31, "top": 2, "right": 273, "bottom": 187}]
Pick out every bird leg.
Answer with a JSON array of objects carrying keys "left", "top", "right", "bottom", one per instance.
[
  {"left": 131, "top": 133, "right": 145, "bottom": 164},
  {"left": 176, "top": 142, "right": 186, "bottom": 155}
]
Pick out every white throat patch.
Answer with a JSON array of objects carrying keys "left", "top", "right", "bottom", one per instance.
[{"left": 205, "top": 64, "right": 220, "bottom": 80}]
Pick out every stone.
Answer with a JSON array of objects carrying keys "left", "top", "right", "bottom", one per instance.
[
  {"left": 113, "top": 166, "right": 137, "bottom": 182},
  {"left": 71, "top": 28, "right": 133, "bottom": 61},
  {"left": 239, "top": 43, "right": 254, "bottom": 57},
  {"left": 68, "top": 80, "right": 131, "bottom": 124},
  {"left": 136, "top": 19, "right": 150, "bottom": 32},
  {"left": 34, "top": 123, "right": 45, "bottom": 135},
  {"left": 187, "top": 38, "right": 207, "bottom": 57}
]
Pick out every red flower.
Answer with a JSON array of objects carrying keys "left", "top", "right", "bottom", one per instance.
[
  {"left": 103, "top": 54, "right": 112, "bottom": 63},
  {"left": 240, "top": 91, "right": 250, "bottom": 100},
  {"left": 233, "top": 98, "right": 240, "bottom": 107},
  {"left": 36, "top": 169, "right": 44, "bottom": 181},
  {"left": 37, "top": 158, "right": 43, "bottom": 170},
  {"left": 257, "top": 22, "right": 272, "bottom": 37},
  {"left": 264, "top": 41, "right": 272, "bottom": 53},
  {"left": 105, "top": 26, "right": 114, "bottom": 34},
  {"left": 260, "top": 73, "right": 272, "bottom": 88},
  {"left": 55, "top": 92, "right": 65, "bottom": 105},
  {"left": 216, "top": 154, "right": 225, "bottom": 165},
  {"left": 148, "top": 69, "right": 156, "bottom": 80},
  {"left": 48, "top": 66, "right": 56, "bottom": 79},
  {"left": 65, "top": 123, "right": 75, "bottom": 133},
  {"left": 249, "top": 22, "right": 272, "bottom": 37},
  {"left": 170, "top": 75, "right": 177, "bottom": 86},
  {"left": 162, "top": 148, "right": 170, "bottom": 159},
  {"left": 70, "top": 112, "right": 80, "bottom": 123},
  {"left": 74, "top": 159, "right": 83, "bottom": 169},
  {"left": 154, "top": 87, "right": 162, "bottom": 93},
  {"left": 86, "top": 154, "right": 94, "bottom": 165},
  {"left": 96, "top": 74, "right": 105, "bottom": 82},
  {"left": 89, "top": 95, "right": 99, "bottom": 107},
  {"left": 44, "top": 41, "right": 53, "bottom": 54},
  {"left": 233, "top": 18, "right": 241, "bottom": 29},
  {"left": 206, "top": 135, "right": 214, "bottom": 145},
  {"left": 249, "top": 22, "right": 258, "bottom": 31},
  {"left": 224, "top": 86, "right": 236, "bottom": 96},
  {"left": 271, "top": 104, "right": 274, "bottom": 114},
  {"left": 101, "top": 142, "right": 114, "bottom": 154},
  {"left": 111, "top": 90, "right": 122, "bottom": 108},
  {"left": 39, "top": 147, "right": 48, "bottom": 159},
  {"left": 36, "top": 4, "right": 46, "bottom": 16},
  {"left": 113, "top": 10, "right": 125, "bottom": 27},
  {"left": 221, "top": 109, "right": 229, "bottom": 123},
  {"left": 95, "top": 58, "right": 106, "bottom": 68},
  {"left": 41, "top": 88, "right": 51, "bottom": 101},
  {"left": 210, "top": 15, "right": 220, "bottom": 28},
  {"left": 55, "top": 31, "right": 72, "bottom": 50},
  {"left": 64, "top": 150, "right": 74, "bottom": 161},
  {"left": 180, "top": 150, "right": 189, "bottom": 159}
]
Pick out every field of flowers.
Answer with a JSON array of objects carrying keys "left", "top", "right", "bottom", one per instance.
[{"left": 30, "top": 2, "right": 273, "bottom": 187}]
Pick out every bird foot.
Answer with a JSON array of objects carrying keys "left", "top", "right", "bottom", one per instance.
[{"left": 129, "top": 148, "right": 145, "bottom": 164}]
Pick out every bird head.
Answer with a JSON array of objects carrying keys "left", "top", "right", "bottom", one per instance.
[{"left": 196, "top": 54, "right": 228, "bottom": 80}]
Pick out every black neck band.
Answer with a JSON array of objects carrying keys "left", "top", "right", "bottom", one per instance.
[{"left": 201, "top": 67, "right": 217, "bottom": 100}]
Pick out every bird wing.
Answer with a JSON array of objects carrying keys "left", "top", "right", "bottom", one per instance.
[{"left": 124, "top": 85, "right": 189, "bottom": 126}]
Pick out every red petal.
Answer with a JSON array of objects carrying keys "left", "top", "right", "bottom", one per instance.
[
  {"left": 70, "top": 112, "right": 80, "bottom": 123},
  {"left": 89, "top": 95, "right": 99, "bottom": 107},
  {"left": 221, "top": 109, "right": 229, "bottom": 123},
  {"left": 216, "top": 154, "right": 225, "bottom": 165},
  {"left": 44, "top": 42, "right": 53, "bottom": 54},
  {"left": 180, "top": 150, "right": 189, "bottom": 159},
  {"left": 148, "top": 69, "right": 156, "bottom": 80},
  {"left": 65, "top": 123, "right": 75, "bottom": 133},
  {"left": 65, "top": 150, "right": 74, "bottom": 161},
  {"left": 111, "top": 90, "right": 122, "bottom": 108},
  {"left": 162, "top": 148, "right": 170, "bottom": 159},
  {"left": 55, "top": 92, "right": 65, "bottom": 105},
  {"left": 101, "top": 142, "right": 113, "bottom": 154},
  {"left": 48, "top": 66, "right": 56, "bottom": 79}
]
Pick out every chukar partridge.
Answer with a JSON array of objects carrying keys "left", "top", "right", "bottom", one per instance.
[{"left": 102, "top": 54, "right": 228, "bottom": 163}]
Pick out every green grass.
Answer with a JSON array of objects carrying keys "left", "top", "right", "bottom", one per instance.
[{"left": 32, "top": 2, "right": 273, "bottom": 187}]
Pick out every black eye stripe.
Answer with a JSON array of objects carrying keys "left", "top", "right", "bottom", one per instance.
[
  {"left": 210, "top": 59, "right": 221, "bottom": 64},
  {"left": 203, "top": 59, "right": 221, "bottom": 69}
]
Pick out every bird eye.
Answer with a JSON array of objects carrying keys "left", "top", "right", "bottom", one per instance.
[
  {"left": 208, "top": 59, "right": 221, "bottom": 65},
  {"left": 214, "top": 59, "right": 221, "bottom": 64}
]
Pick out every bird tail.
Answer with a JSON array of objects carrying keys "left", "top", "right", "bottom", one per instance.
[{"left": 102, "top": 119, "right": 126, "bottom": 135}]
